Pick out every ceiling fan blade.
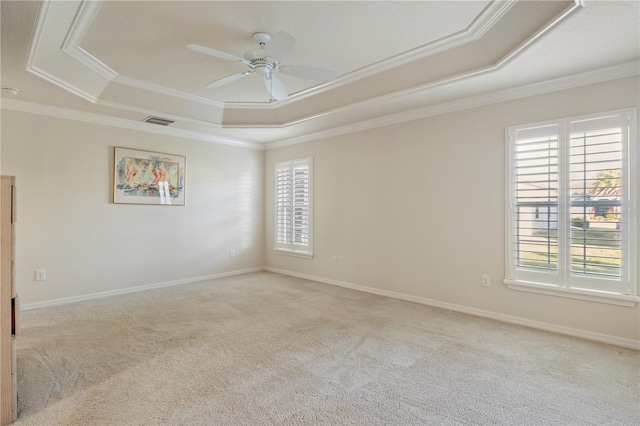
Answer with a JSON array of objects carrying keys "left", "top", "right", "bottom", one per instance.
[
  {"left": 264, "top": 74, "right": 288, "bottom": 100},
  {"left": 206, "top": 71, "right": 252, "bottom": 89},
  {"left": 279, "top": 65, "right": 336, "bottom": 81},
  {"left": 264, "top": 31, "right": 296, "bottom": 62},
  {"left": 187, "top": 44, "right": 251, "bottom": 65}
]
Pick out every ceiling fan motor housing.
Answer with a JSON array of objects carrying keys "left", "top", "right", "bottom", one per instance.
[
  {"left": 245, "top": 48, "right": 275, "bottom": 77},
  {"left": 188, "top": 30, "right": 335, "bottom": 100},
  {"left": 255, "top": 64, "right": 272, "bottom": 77}
]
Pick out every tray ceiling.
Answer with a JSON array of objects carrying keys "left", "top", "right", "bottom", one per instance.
[
  {"left": 82, "top": 1, "right": 489, "bottom": 102},
  {"left": 1, "top": 1, "right": 638, "bottom": 148}
]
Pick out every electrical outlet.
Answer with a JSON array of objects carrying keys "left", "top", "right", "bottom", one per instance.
[
  {"left": 338, "top": 256, "right": 344, "bottom": 265},
  {"left": 331, "top": 255, "right": 337, "bottom": 264},
  {"left": 229, "top": 249, "right": 235, "bottom": 258},
  {"left": 482, "top": 274, "right": 490, "bottom": 287},
  {"left": 35, "top": 269, "right": 46, "bottom": 281}
]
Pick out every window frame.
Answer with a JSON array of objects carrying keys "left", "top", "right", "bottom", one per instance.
[
  {"left": 505, "top": 109, "right": 639, "bottom": 307},
  {"left": 273, "top": 157, "right": 313, "bottom": 258}
]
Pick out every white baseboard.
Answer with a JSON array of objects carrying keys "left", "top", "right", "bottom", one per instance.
[
  {"left": 265, "top": 267, "right": 640, "bottom": 350},
  {"left": 21, "top": 265, "right": 639, "bottom": 350},
  {"left": 20, "top": 267, "right": 266, "bottom": 311}
]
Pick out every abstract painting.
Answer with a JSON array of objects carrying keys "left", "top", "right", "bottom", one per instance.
[{"left": 114, "top": 147, "right": 186, "bottom": 205}]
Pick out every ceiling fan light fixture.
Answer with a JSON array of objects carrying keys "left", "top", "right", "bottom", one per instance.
[{"left": 254, "top": 64, "right": 271, "bottom": 77}]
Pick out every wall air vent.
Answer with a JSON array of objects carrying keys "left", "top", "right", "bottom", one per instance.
[{"left": 143, "top": 116, "right": 175, "bottom": 126}]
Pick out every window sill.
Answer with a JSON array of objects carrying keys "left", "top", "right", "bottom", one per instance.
[
  {"left": 504, "top": 280, "right": 640, "bottom": 307},
  {"left": 273, "top": 248, "right": 313, "bottom": 259}
]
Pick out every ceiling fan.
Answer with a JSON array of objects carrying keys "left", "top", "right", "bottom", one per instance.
[{"left": 188, "top": 31, "right": 336, "bottom": 101}]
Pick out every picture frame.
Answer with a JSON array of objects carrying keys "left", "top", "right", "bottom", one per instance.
[{"left": 114, "top": 147, "right": 186, "bottom": 205}]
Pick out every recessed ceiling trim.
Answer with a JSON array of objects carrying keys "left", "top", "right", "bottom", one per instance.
[
  {"left": 24, "top": 0, "right": 48, "bottom": 75},
  {"left": 27, "top": 64, "right": 99, "bottom": 103},
  {"left": 229, "top": 0, "right": 518, "bottom": 111},
  {"left": 27, "top": 0, "right": 584, "bottom": 132},
  {"left": 222, "top": 1, "right": 584, "bottom": 129},
  {"left": 70, "top": 0, "right": 514, "bottom": 112},
  {"left": 0, "top": 98, "right": 262, "bottom": 150},
  {"left": 115, "top": 76, "right": 225, "bottom": 109},
  {"left": 62, "top": 0, "right": 117, "bottom": 80},
  {"left": 265, "top": 61, "right": 639, "bottom": 150},
  {"left": 287, "top": 0, "right": 518, "bottom": 101},
  {"left": 3, "top": 62, "right": 636, "bottom": 150},
  {"left": 61, "top": 0, "right": 225, "bottom": 110},
  {"left": 17, "top": 0, "right": 634, "bottom": 147},
  {"left": 62, "top": 44, "right": 118, "bottom": 80},
  {"left": 96, "top": 99, "right": 224, "bottom": 129},
  {"left": 26, "top": 1, "right": 98, "bottom": 102},
  {"left": 465, "top": 0, "right": 518, "bottom": 40},
  {"left": 62, "top": 0, "right": 222, "bottom": 108},
  {"left": 26, "top": 0, "right": 110, "bottom": 103},
  {"left": 493, "top": 0, "right": 585, "bottom": 72}
]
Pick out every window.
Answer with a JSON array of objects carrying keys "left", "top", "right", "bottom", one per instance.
[
  {"left": 274, "top": 158, "right": 313, "bottom": 257},
  {"left": 505, "top": 110, "right": 638, "bottom": 305}
]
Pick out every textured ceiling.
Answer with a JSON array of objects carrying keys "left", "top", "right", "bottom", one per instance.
[
  {"left": 81, "top": 1, "right": 489, "bottom": 102},
  {"left": 0, "top": 1, "right": 638, "bottom": 147}
]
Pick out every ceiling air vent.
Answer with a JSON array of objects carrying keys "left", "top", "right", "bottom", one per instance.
[{"left": 143, "top": 116, "right": 175, "bottom": 126}]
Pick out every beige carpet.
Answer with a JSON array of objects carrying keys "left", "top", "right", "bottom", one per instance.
[{"left": 14, "top": 271, "right": 640, "bottom": 425}]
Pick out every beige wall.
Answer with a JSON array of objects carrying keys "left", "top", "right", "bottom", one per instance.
[
  {"left": 1, "top": 110, "right": 264, "bottom": 305},
  {"left": 265, "top": 76, "right": 640, "bottom": 343},
  {"left": 1, "top": 76, "right": 638, "bottom": 345}
]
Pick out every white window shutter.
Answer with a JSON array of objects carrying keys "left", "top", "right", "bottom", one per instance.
[
  {"left": 276, "top": 166, "right": 292, "bottom": 245},
  {"left": 512, "top": 124, "right": 560, "bottom": 283},
  {"left": 274, "top": 158, "right": 313, "bottom": 256},
  {"left": 292, "top": 166, "right": 310, "bottom": 246},
  {"left": 506, "top": 110, "right": 637, "bottom": 297}
]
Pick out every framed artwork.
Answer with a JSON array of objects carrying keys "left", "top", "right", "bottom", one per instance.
[{"left": 114, "top": 147, "right": 186, "bottom": 205}]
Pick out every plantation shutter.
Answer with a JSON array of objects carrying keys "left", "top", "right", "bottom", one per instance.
[
  {"left": 274, "top": 158, "right": 313, "bottom": 256},
  {"left": 292, "top": 166, "right": 310, "bottom": 246},
  {"left": 512, "top": 124, "right": 560, "bottom": 285},
  {"left": 507, "top": 111, "right": 636, "bottom": 296},
  {"left": 276, "top": 165, "right": 292, "bottom": 245},
  {"left": 568, "top": 115, "right": 627, "bottom": 292}
]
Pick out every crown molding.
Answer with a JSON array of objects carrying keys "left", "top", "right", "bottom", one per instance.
[
  {"left": 3, "top": 61, "right": 636, "bottom": 152},
  {"left": 96, "top": 99, "right": 223, "bottom": 128},
  {"left": 229, "top": 0, "right": 518, "bottom": 111},
  {"left": 26, "top": 1, "right": 100, "bottom": 102},
  {"left": 62, "top": 0, "right": 117, "bottom": 80},
  {"left": 24, "top": 0, "right": 50, "bottom": 79},
  {"left": 223, "top": 0, "right": 584, "bottom": 128},
  {"left": 17, "top": 0, "right": 634, "bottom": 150},
  {"left": 288, "top": 0, "right": 518, "bottom": 103},
  {"left": 26, "top": 65, "right": 100, "bottom": 104},
  {"left": 26, "top": 0, "right": 111, "bottom": 103},
  {"left": 265, "top": 61, "right": 639, "bottom": 150},
  {"left": 47, "top": 0, "right": 515, "bottom": 115},
  {"left": 59, "top": 0, "right": 224, "bottom": 110},
  {"left": 0, "top": 99, "right": 262, "bottom": 150},
  {"left": 492, "top": 0, "right": 584, "bottom": 72},
  {"left": 55, "top": 0, "right": 516, "bottom": 113},
  {"left": 26, "top": 0, "right": 589, "bottom": 136},
  {"left": 115, "top": 76, "right": 225, "bottom": 109}
]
